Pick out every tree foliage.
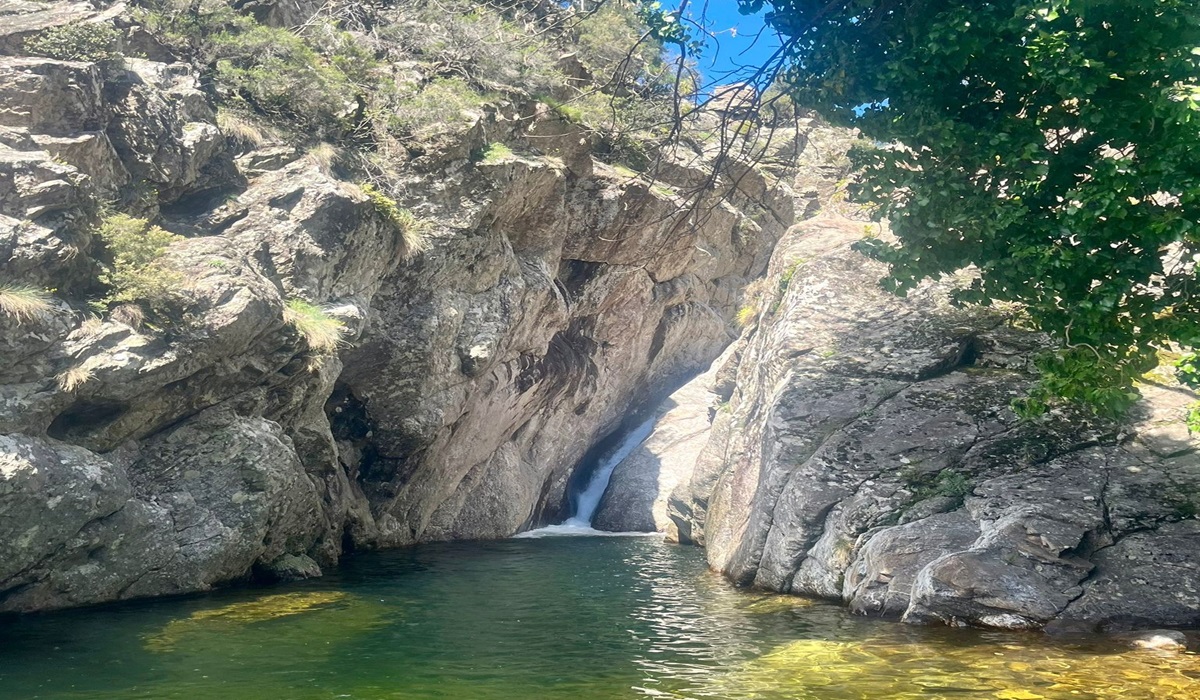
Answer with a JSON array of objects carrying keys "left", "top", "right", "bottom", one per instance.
[{"left": 732, "top": 0, "right": 1200, "bottom": 419}]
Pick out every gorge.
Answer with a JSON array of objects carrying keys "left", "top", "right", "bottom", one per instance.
[{"left": 0, "top": 0, "right": 1198, "bottom": 697}]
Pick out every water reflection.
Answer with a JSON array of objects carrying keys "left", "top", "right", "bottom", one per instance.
[{"left": 0, "top": 537, "right": 1194, "bottom": 700}]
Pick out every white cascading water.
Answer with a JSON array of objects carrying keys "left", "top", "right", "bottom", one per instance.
[{"left": 515, "top": 416, "right": 658, "bottom": 538}]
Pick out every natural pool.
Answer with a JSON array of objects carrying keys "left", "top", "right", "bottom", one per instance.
[{"left": 0, "top": 536, "right": 1196, "bottom": 700}]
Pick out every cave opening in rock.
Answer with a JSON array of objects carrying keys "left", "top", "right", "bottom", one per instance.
[{"left": 46, "top": 399, "right": 130, "bottom": 444}]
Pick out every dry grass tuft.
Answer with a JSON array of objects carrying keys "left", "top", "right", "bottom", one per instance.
[
  {"left": 76, "top": 314, "right": 105, "bottom": 338},
  {"left": 284, "top": 299, "right": 345, "bottom": 353},
  {"left": 306, "top": 142, "right": 339, "bottom": 174},
  {"left": 0, "top": 283, "right": 53, "bottom": 323},
  {"left": 396, "top": 209, "right": 431, "bottom": 257},
  {"left": 56, "top": 364, "right": 93, "bottom": 392},
  {"left": 217, "top": 110, "right": 269, "bottom": 151}
]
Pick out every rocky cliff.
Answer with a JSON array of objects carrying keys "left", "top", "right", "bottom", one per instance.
[
  {"left": 0, "top": 0, "right": 798, "bottom": 610},
  {"left": 600, "top": 212, "right": 1200, "bottom": 632}
]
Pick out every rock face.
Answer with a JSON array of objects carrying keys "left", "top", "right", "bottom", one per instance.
[
  {"left": 0, "top": 3, "right": 795, "bottom": 610},
  {"left": 591, "top": 361, "right": 726, "bottom": 533},
  {"left": 602, "top": 214, "right": 1200, "bottom": 632},
  {"left": 333, "top": 153, "right": 789, "bottom": 547}
]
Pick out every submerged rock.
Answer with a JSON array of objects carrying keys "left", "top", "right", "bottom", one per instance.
[
  {"left": 710, "top": 634, "right": 1200, "bottom": 699},
  {"left": 1117, "top": 629, "right": 1190, "bottom": 652},
  {"left": 142, "top": 590, "right": 385, "bottom": 654}
]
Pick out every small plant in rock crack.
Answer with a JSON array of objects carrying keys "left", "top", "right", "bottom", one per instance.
[
  {"left": 284, "top": 299, "right": 345, "bottom": 354},
  {"left": 766, "top": 260, "right": 805, "bottom": 316},
  {"left": 359, "top": 183, "right": 429, "bottom": 257},
  {"left": 477, "top": 143, "right": 515, "bottom": 165},
  {"left": 902, "top": 467, "right": 973, "bottom": 502}
]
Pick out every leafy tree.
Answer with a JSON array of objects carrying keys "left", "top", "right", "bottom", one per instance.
[{"left": 722, "top": 0, "right": 1200, "bottom": 420}]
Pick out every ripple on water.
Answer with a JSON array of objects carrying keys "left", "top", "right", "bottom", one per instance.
[{"left": 0, "top": 537, "right": 1195, "bottom": 700}]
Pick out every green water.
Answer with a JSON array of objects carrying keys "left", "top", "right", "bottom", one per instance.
[{"left": 0, "top": 536, "right": 1196, "bottom": 700}]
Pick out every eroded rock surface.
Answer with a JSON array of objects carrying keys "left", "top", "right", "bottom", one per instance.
[
  {"left": 0, "top": 2, "right": 796, "bottom": 610},
  {"left": 332, "top": 145, "right": 791, "bottom": 547},
  {"left": 603, "top": 215, "right": 1200, "bottom": 631}
]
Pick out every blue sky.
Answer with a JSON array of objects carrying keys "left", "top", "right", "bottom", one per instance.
[{"left": 669, "top": 1, "right": 783, "bottom": 83}]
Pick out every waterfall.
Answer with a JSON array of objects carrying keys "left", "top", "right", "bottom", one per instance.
[
  {"left": 515, "top": 416, "right": 657, "bottom": 537},
  {"left": 564, "top": 416, "right": 656, "bottom": 526}
]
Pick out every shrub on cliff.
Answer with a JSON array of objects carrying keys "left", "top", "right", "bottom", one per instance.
[
  {"left": 210, "top": 22, "right": 375, "bottom": 138},
  {"left": 95, "top": 214, "right": 184, "bottom": 318},
  {"left": 23, "top": 23, "right": 121, "bottom": 62},
  {"left": 384, "top": 77, "right": 491, "bottom": 142},
  {"left": 132, "top": 0, "right": 240, "bottom": 54},
  {"left": 377, "top": 1, "right": 567, "bottom": 96},
  {"left": 133, "top": 2, "right": 380, "bottom": 139},
  {"left": 573, "top": 0, "right": 667, "bottom": 87}
]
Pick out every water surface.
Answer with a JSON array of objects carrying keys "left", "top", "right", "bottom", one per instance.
[{"left": 0, "top": 537, "right": 1196, "bottom": 699}]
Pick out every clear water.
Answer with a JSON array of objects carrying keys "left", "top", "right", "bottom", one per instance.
[{"left": 0, "top": 537, "right": 1196, "bottom": 700}]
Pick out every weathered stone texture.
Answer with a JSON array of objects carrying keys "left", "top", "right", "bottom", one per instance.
[
  {"left": 603, "top": 214, "right": 1200, "bottom": 631},
  {"left": 0, "top": 6, "right": 796, "bottom": 610}
]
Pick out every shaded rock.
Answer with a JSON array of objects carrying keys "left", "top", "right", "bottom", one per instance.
[
  {"left": 0, "top": 410, "right": 324, "bottom": 612},
  {"left": 0, "top": 433, "right": 128, "bottom": 588},
  {"left": 592, "top": 365, "right": 722, "bottom": 532},
  {"left": 0, "top": 143, "right": 88, "bottom": 219},
  {"left": 105, "top": 58, "right": 234, "bottom": 204},
  {"left": 0, "top": 57, "right": 105, "bottom": 135},
  {"left": 31, "top": 130, "right": 129, "bottom": 197},
  {"left": 258, "top": 553, "right": 323, "bottom": 582},
  {"left": 1062, "top": 519, "right": 1200, "bottom": 630}
]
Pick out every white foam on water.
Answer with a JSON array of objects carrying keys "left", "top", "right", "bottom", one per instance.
[{"left": 512, "top": 524, "right": 662, "bottom": 539}]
